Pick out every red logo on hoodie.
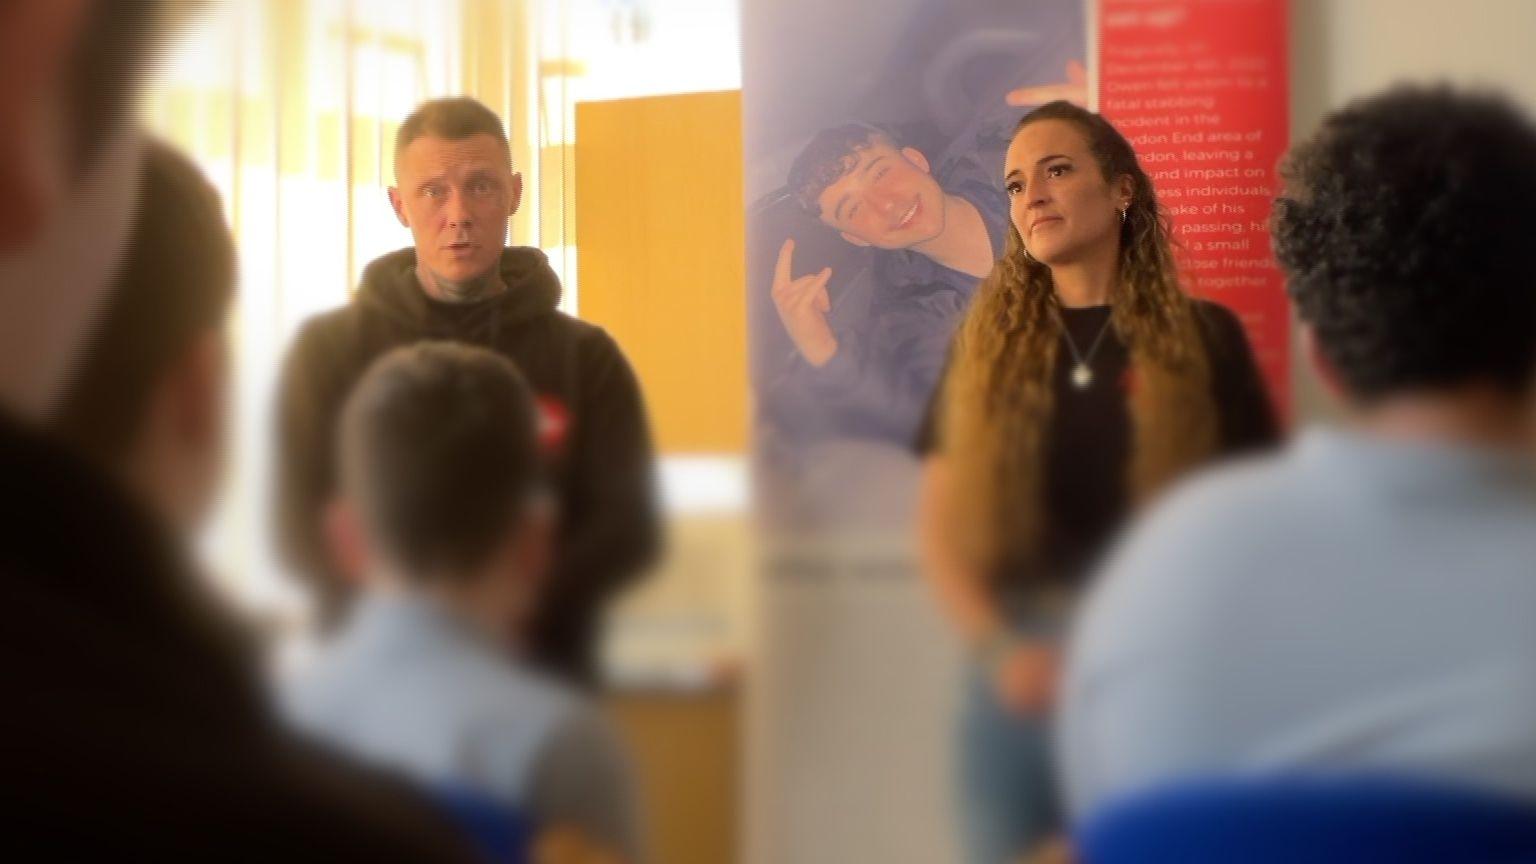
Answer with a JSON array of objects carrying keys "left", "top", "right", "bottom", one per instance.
[{"left": 535, "top": 395, "right": 570, "bottom": 456}]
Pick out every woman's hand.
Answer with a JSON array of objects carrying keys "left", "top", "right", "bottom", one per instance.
[
  {"left": 992, "top": 639, "right": 1060, "bottom": 717},
  {"left": 1019, "top": 835, "right": 1076, "bottom": 864},
  {"left": 534, "top": 825, "right": 624, "bottom": 864}
]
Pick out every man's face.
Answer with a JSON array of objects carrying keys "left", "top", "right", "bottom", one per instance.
[
  {"left": 816, "top": 140, "right": 946, "bottom": 250},
  {"left": 389, "top": 133, "right": 521, "bottom": 286}
]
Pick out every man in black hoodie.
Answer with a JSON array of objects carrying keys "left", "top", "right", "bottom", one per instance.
[{"left": 276, "top": 97, "right": 660, "bottom": 685}]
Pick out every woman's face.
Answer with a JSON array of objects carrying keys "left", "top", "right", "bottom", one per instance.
[{"left": 1005, "top": 119, "right": 1131, "bottom": 268}]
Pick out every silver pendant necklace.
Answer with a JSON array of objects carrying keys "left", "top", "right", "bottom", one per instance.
[{"left": 1060, "top": 311, "right": 1114, "bottom": 390}]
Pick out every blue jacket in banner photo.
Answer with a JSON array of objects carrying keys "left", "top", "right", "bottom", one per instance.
[{"left": 751, "top": 147, "right": 1008, "bottom": 457}]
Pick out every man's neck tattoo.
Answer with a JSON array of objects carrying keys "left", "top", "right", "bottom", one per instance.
[{"left": 420, "top": 265, "right": 507, "bottom": 304}]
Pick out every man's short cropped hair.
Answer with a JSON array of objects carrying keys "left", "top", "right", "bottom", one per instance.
[
  {"left": 1273, "top": 85, "right": 1536, "bottom": 398},
  {"left": 338, "top": 341, "right": 543, "bottom": 579},
  {"left": 54, "top": 138, "right": 235, "bottom": 462},
  {"left": 786, "top": 123, "right": 901, "bottom": 217},
  {"left": 394, "top": 97, "right": 511, "bottom": 173}
]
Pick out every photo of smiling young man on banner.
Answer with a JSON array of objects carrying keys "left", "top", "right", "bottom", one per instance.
[{"left": 746, "top": 0, "right": 1088, "bottom": 530}]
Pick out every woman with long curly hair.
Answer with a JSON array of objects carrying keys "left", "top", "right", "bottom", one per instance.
[{"left": 916, "top": 101, "right": 1278, "bottom": 862}]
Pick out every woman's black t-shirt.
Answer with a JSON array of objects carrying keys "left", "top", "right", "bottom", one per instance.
[{"left": 916, "top": 300, "right": 1279, "bottom": 591}]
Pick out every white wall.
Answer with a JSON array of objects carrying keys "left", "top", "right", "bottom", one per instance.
[
  {"left": 1293, "top": 0, "right": 1536, "bottom": 128},
  {"left": 1289, "top": 0, "right": 1536, "bottom": 419}
]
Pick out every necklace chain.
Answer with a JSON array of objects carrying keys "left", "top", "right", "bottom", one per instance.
[{"left": 1060, "top": 312, "right": 1113, "bottom": 389}]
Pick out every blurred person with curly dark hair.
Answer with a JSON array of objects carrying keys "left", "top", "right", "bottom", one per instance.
[{"left": 1060, "top": 85, "right": 1536, "bottom": 823}]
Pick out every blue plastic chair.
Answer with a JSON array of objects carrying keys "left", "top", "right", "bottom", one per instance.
[
  {"left": 1077, "top": 775, "right": 1536, "bottom": 863},
  {"left": 432, "top": 785, "right": 533, "bottom": 864}
]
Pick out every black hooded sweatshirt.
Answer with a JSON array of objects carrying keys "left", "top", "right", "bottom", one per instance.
[{"left": 274, "top": 247, "right": 660, "bottom": 683}]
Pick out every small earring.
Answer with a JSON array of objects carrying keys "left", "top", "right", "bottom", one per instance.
[{"left": 1120, "top": 207, "right": 1128, "bottom": 224}]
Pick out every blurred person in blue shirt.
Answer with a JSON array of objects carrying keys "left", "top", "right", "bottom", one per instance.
[
  {"left": 286, "top": 341, "right": 645, "bottom": 863},
  {"left": 1062, "top": 85, "right": 1536, "bottom": 821}
]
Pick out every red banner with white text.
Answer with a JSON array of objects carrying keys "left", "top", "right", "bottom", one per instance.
[{"left": 1099, "top": 0, "right": 1291, "bottom": 417}]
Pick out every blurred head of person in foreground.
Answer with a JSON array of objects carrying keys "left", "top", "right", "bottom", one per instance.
[
  {"left": 331, "top": 340, "right": 550, "bottom": 637},
  {"left": 1275, "top": 84, "right": 1536, "bottom": 442}
]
